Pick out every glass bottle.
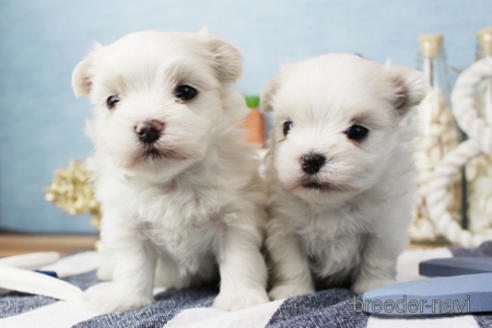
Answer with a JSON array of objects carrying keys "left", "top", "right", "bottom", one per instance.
[
  {"left": 466, "top": 26, "right": 492, "bottom": 233},
  {"left": 411, "top": 34, "right": 463, "bottom": 241}
]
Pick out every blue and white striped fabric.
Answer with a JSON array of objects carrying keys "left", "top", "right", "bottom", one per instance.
[{"left": 1, "top": 243, "right": 492, "bottom": 328}]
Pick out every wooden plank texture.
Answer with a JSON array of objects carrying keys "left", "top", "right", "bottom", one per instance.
[{"left": 0, "top": 234, "right": 98, "bottom": 257}]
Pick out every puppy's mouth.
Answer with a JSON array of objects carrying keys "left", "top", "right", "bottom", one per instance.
[
  {"left": 120, "top": 147, "right": 190, "bottom": 169},
  {"left": 146, "top": 148, "right": 164, "bottom": 159},
  {"left": 300, "top": 173, "right": 333, "bottom": 191},
  {"left": 302, "top": 181, "right": 331, "bottom": 191},
  {"left": 141, "top": 146, "right": 187, "bottom": 161},
  {"left": 298, "top": 177, "right": 356, "bottom": 193}
]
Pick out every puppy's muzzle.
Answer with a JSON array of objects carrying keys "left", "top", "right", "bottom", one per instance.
[
  {"left": 301, "top": 153, "right": 326, "bottom": 175},
  {"left": 135, "top": 120, "right": 165, "bottom": 144}
]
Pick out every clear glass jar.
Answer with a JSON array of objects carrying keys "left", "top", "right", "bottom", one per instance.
[
  {"left": 410, "top": 34, "right": 463, "bottom": 241},
  {"left": 466, "top": 26, "right": 492, "bottom": 233}
]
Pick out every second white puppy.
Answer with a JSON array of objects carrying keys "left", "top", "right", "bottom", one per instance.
[
  {"left": 72, "top": 30, "right": 268, "bottom": 313},
  {"left": 262, "top": 54, "right": 427, "bottom": 299}
]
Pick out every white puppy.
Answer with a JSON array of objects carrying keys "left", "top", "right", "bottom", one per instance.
[
  {"left": 262, "top": 54, "right": 427, "bottom": 299},
  {"left": 71, "top": 30, "right": 268, "bottom": 313}
]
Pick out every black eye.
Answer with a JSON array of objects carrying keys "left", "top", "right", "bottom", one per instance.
[
  {"left": 345, "top": 125, "right": 369, "bottom": 141},
  {"left": 106, "top": 95, "right": 120, "bottom": 110},
  {"left": 175, "top": 85, "right": 198, "bottom": 101},
  {"left": 283, "top": 121, "right": 293, "bottom": 136}
]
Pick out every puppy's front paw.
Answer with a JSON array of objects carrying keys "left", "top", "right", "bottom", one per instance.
[
  {"left": 83, "top": 282, "right": 153, "bottom": 314},
  {"left": 213, "top": 288, "right": 269, "bottom": 311},
  {"left": 352, "top": 277, "right": 395, "bottom": 295},
  {"left": 268, "top": 283, "right": 314, "bottom": 300}
]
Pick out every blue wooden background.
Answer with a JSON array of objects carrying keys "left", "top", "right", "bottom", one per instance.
[{"left": 0, "top": 0, "right": 491, "bottom": 233}]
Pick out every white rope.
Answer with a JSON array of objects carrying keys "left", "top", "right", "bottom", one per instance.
[
  {"left": 424, "top": 57, "right": 492, "bottom": 247},
  {"left": 410, "top": 79, "right": 463, "bottom": 240}
]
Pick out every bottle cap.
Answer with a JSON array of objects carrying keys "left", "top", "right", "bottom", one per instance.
[
  {"left": 419, "top": 34, "right": 443, "bottom": 59},
  {"left": 245, "top": 96, "right": 260, "bottom": 109},
  {"left": 477, "top": 26, "right": 492, "bottom": 57}
]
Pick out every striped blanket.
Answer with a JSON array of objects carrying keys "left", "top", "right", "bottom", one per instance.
[{"left": 1, "top": 243, "right": 492, "bottom": 328}]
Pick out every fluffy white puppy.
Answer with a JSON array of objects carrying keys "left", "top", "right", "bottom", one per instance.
[
  {"left": 262, "top": 54, "right": 427, "bottom": 299},
  {"left": 71, "top": 30, "right": 268, "bottom": 313}
]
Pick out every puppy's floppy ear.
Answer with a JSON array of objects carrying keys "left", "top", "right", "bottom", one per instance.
[
  {"left": 204, "top": 36, "right": 243, "bottom": 83},
  {"left": 72, "top": 58, "right": 92, "bottom": 98},
  {"left": 71, "top": 42, "right": 102, "bottom": 98},
  {"left": 386, "top": 65, "right": 428, "bottom": 118},
  {"left": 261, "top": 75, "right": 282, "bottom": 112}
]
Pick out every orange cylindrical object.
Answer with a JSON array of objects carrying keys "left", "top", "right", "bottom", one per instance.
[{"left": 239, "top": 109, "right": 266, "bottom": 148}]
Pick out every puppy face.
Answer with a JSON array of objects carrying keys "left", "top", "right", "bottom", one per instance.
[
  {"left": 262, "top": 54, "right": 426, "bottom": 204},
  {"left": 72, "top": 31, "right": 243, "bottom": 180}
]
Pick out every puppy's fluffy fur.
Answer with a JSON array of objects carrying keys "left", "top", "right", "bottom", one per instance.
[
  {"left": 262, "top": 54, "right": 427, "bottom": 299},
  {"left": 72, "top": 30, "right": 268, "bottom": 313}
]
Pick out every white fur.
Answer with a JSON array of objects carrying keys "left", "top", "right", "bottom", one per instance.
[
  {"left": 72, "top": 31, "right": 268, "bottom": 313},
  {"left": 262, "top": 54, "right": 427, "bottom": 299}
]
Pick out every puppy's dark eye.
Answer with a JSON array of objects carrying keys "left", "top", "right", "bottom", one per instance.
[
  {"left": 175, "top": 85, "right": 198, "bottom": 101},
  {"left": 345, "top": 125, "right": 369, "bottom": 141},
  {"left": 283, "top": 121, "right": 293, "bottom": 136},
  {"left": 106, "top": 95, "right": 120, "bottom": 110}
]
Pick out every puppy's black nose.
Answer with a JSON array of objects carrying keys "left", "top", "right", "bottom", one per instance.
[
  {"left": 302, "top": 153, "right": 326, "bottom": 175},
  {"left": 135, "top": 120, "right": 165, "bottom": 144}
]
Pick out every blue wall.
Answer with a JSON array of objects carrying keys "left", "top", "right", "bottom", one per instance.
[{"left": 0, "top": 0, "right": 490, "bottom": 233}]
